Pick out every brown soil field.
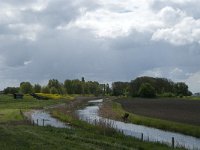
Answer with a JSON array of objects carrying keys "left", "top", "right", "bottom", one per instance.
[{"left": 116, "top": 98, "right": 200, "bottom": 126}]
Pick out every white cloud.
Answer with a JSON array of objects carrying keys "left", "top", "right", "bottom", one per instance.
[
  {"left": 141, "top": 67, "right": 190, "bottom": 82},
  {"left": 0, "top": 0, "right": 200, "bottom": 92},
  {"left": 157, "top": 6, "right": 186, "bottom": 25},
  {"left": 65, "top": 0, "right": 163, "bottom": 38},
  {"left": 152, "top": 17, "right": 200, "bottom": 45}
]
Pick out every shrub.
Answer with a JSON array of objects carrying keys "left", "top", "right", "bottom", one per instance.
[
  {"left": 50, "top": 87, "right": 58, "bottom": 94},
  {"left": 138, "top": 83, "right": 156, "bottom": 98},
  {"left": 159, "top": 92, "right": 176, "bottom": 98}
]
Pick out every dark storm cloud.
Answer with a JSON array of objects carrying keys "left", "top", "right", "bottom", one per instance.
[{"left": 0, "top": 0, "right": 200, "bottom": 92}]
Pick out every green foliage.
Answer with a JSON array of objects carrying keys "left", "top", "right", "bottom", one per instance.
[
  {"left": 64, "top": 79, "right": 106, "bottom": 96},
  {"left": 36, "top": 93, "right": 74, "bottom": 100},
  {"left": 3, "top": 87, "right": 19, "bottom": 94},
  {"left": 174, "top": 82, "right": 190, "bottom": 96},
  {"left": 50, "top": 87, "right": 58, "bottom": 94},
  {"left": 33, "top": 84, "right": 41, "bottom": 93},
  {"left": 158, "top": 92, "right": 176, "bottom": 98},
  {"left": 41, "top": 86, "right": 50, "bottom": 93},
  {"left": 112, "top": 82, "right": 129, "bottom": 96},
  {"left": 128, "top": 76, "right": 192, "bottom": 97},
  {"left": 0, "top": 95, "right": 69, "bottom": 110},
  {"left": 138, "top": 83, "right": 156, "bottom": 98},
  {"left": 3, "top": 77, "right": 110, "bottom": 97},
  {"left": 64, "top": 79, "right": 82, "bottom": 94},
  {"left": 20, "top": 82, "right": 33, "bottom": 94},
  {"left": 129, "top": 77, "right": 174, "bottom": 97},
  {"left": 48, "top": 79, "right": 63, "bottom": 94}
]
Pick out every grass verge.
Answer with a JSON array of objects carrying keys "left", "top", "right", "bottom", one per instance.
[
  {"left": 0, "top": 124, "right": 183, "bottom": 150},
  {"left": 51, "top": 110, "right": 183, "bottom": 150},
  {"left": 0, "top": 94, "right": 72, "bottom": 123}
]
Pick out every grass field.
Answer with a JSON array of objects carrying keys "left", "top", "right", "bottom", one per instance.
[
  {"left": 0, "top": 94, "right": 181, "bottom": 150},
  {"left": 0, "top": 94, "right": 71, "bottom": 109},
  {"left": 184, "top": 96, "right": 200, "bottom": 101},
  {"left": 0, "top": 125, "right": 182, "bottom": 150},
  {"left": 0, "top": 94, "right": 71, "bottom": 123},
  {"left": 107, "top": 98, "right": 200, "bottom": 138}
]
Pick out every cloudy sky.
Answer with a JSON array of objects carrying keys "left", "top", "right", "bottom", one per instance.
[{"left": 0, "top": 0, "right": 200, "bottom": 92}]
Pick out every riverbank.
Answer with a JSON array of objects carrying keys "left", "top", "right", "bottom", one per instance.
[
  {"left": 99, "top": 98, "right": 200, "bottom": 138},
  {"left": 0, "top": 95, "right": 180, "bottom": 150},
  {"left": 0, "top": 124, "right": 181, "bottom": 150},
  {"left": 48, "top": 98, "right": 183, "bottom": 150}
]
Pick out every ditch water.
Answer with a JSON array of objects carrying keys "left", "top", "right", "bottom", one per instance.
[
  {"left": 77, "top": 99, "right": 200, "bottom": 150},
  {"left": 30, "top": 110, "right": 69, "bottom": 128}
]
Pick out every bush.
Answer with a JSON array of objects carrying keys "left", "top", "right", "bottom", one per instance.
[
  {"left": 138, "top": 83, "right": 156, "bottom": 98},
  {"left": 50, "top": 87, "right": 58, "bottom": 94},
  {"left": 159, "top": 92, "right": 176, "bottom": 98},
  {"left": 41, "top": 86, "right": 50, "bottom": 94}
]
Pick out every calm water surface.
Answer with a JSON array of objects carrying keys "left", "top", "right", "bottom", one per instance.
[
  {"left": 31, "top": 110, "right": 69, "bottom": 128},
  {"left": 78, "top": 99, "right": 200, "bottom": 150}
]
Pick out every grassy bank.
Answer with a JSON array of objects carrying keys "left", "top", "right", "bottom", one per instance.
[
  {"left": 105, "top": 99, "right": 200, "bottom": 138},
  {"left": 0, "top": 95, "right": 182, "bottom": 150},
  {"left": 0, "top": 94, "right": 71, "bottom": 109},
  {"left": 184, "top": 96, "right": 200, "bottom": 100},
  {"left": 0, "top": 124, "right": 182, "bottom": 150},
  {"left": 51, "top": 110, "right": 183, "bottom": 150},
  {"left": 0, "top": 94, "right": 72, "bottom": 123}
]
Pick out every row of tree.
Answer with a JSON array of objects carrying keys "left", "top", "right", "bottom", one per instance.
[
  {"left": 112, "top": 76, "right": 192, "bottom": 97},
  {"left": 3, "top": 76, "right": 192, "bottom": 98},
  {"left": 3, "top": 78, "right": 110, "bottom": 96}
]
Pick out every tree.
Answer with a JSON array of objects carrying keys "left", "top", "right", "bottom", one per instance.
[
  {"left": 50, "top": 87, "right": 58, "bottom": 94},
  {"left": 33, "top": 84, "right": 41, "bottom": 93},
  {"left": 105, "top": 84, "right": 111, "bottom": 95},
  {"left": 3, "top": 87, "right": 19, "bottom": 94},
  {"left": 48, "top": 79, "right": 62, "bottom": 94},
  {"left": 112, "top": 82, "right": 129, "bottom": 96},
  {"left": 129, "top": 76, "right": 177, "bottom": 97},
  {"left": 174, "top": 82, "right": 190, "bottom": 96},
  {"left": 41, "top": 86, "right": 50, "bottom": 94},
  {"left": 72, "top": 79, "right": 83, "bottom": 94},
  {"left": 64, "top": 80, "right": 73, "bottom": 94},
  {"left": 138, "top": 83, "right": 156, "bottom": 98},
  {"left": 20, "top": 82, "right": 33, "bottom": 94}
]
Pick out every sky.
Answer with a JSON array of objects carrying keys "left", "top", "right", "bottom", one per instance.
[{"left": 0, "top": 0, "right": 200, "bottom": 93}]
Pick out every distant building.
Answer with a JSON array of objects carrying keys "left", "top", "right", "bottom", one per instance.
[{"left": 13, "top": 93, "right": 24, "bottom": 99}]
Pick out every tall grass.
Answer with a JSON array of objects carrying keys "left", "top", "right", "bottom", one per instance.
[{"left": 0, "top": 124, "right": 182, "bottom": 150}]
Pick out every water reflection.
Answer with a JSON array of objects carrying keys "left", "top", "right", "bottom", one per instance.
[{"left": 31, "top": 110, "right": 69, "bottom": 128}]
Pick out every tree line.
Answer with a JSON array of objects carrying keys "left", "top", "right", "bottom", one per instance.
[
  {"left": 112, "top": 76, "right": 192, "bottom": 97},
  {"left": 3, "top": 76, "right": 192, "bottom": 98},
  {"left": 3, "top": 78, "right": 110, "bottom": 96}
]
